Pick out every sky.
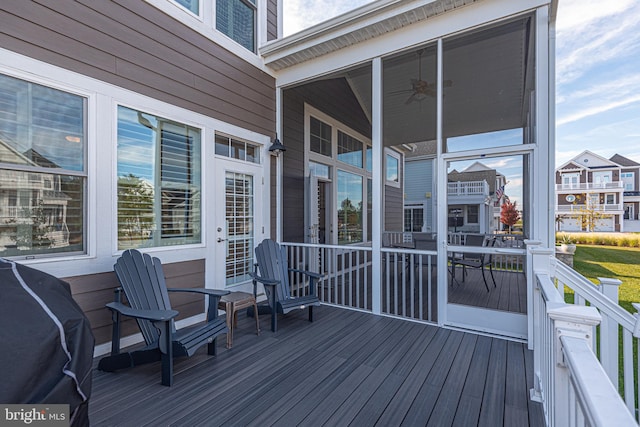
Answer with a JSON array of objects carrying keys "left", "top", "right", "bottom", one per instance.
[{"left": 283, "top": 0, "right": 640, "bottom": 168}]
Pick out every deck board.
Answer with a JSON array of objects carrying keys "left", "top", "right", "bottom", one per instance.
[{"left": 89, "top": 305, "right": 544, "bottom": 426}]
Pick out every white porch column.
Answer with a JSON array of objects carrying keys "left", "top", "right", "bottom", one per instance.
[{"left": 371, "top": 57, "right": 383, "bottom": 315}]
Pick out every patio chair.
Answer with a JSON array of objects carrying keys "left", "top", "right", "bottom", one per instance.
[
  {"left": 97, "top": 249, "right": 229, "bottom": 386},
  {"left": 451, "top": 235, "right": 497, "bottom": 292},
  {"left": 251, "top": 239, "right": 324, "bottom": 332}
]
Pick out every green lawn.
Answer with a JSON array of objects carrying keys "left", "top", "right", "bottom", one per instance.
[{"left": 572, "top": 245, "right": 640, "bottom": 313}]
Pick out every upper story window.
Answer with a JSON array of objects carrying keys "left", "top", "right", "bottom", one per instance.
[
  {"left": 117, "top": 106, "right": 202, "bottom": 250},
  {"left": 174, "top": 0, "right": 199, "bottom": 14},
  {"left": 0, "top": 73, "right": 87, "bottom": 258},
  {"left": 622, "top": 172, "right": 635, "bottom": 191},
  {"left": 150, "top": 0, "right": 261, "bottom": 57},
  {"left": 216, "top": 0, "right": 256, "bottom": 52},
  {"left": 593, "top": 171, "right": 612, "bottom": 186},
  {"left": 562, "top": 173, "right": 579, "bottom": 188}
]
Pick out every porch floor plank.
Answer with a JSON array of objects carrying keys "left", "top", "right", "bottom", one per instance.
[{"left": 89, "top": 305, "right": 544, "bottom": 426}]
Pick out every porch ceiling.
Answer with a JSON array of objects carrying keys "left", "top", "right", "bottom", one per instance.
[{"left": 261, "top": 0, "right": 480, "bottom": 72}]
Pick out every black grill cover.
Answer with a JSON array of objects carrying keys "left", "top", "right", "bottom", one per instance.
[{"left": 0, "top": 259, "right": 94, "bottom": 427}]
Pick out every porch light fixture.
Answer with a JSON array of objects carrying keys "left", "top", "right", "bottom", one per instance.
[{"left": 268, "top": 134, "right": 286, "bottom": 157}]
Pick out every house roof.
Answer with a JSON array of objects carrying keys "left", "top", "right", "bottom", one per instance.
[
  {"left": 610, "top": 153, "right": 640, "bottom": 167},
  {"left": 556, "top": 150, "right": 621, "bottom": 171},
  {"left": 262, "top": 0, "right": 480, "bottom": 71}
]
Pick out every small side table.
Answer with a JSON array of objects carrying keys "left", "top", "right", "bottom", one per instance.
[{"left": 218, "top": 292, "right": 260, "bottom": 349}]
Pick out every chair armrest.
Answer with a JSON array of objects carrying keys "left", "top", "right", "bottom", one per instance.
[
  {"left": 288, "top": 268, "right": 325, "bottom": 280},
  {"left": 106, "top": 302, "right": 179, "bottom": 322},
  {"left": 167, "top": 288, "right": 230, "bottom": 297},
  {"left": 249, "top": 272, "right": 279, "bottom": 287}
]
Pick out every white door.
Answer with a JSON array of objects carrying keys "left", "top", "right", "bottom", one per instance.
[{"left": 214, "top": 160, "right": 264, "bottom": 289}]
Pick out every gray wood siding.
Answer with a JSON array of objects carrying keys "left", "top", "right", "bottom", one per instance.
[
  {"left": 281, "top": 78, "right": 372, "bottom": 242},
  {"left": 0, "top": 0, "right": 276, "bottom": 136},
  {"left": 65, "top": 259, "right": 206, "bottom": 345},
  {"left": 385, "top": 185, "right": 404, "bottom": 231},
  {"left": 267, "top": 0, "right": 278, "bottom": 41}
]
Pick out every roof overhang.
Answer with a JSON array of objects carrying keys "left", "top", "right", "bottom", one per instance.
[
  {"left": 261, "top": 0, "right": 556, "bottom": 74},
  {"left": 261, "top": 0, "right": 480, "bottom": 71}
]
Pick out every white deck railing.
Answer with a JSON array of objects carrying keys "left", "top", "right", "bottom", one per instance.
[
  {"left": 529, "top": 245, "right": 638, "bottom": 426},
  {"left": 447, "top": 180, "right": 490, "bottom": 196},
  {"left": 556, "top": 182, "right": 624, "bottom": 191},
  {"left": 556, "top": 204, "right": 623, "bottom": 212}
]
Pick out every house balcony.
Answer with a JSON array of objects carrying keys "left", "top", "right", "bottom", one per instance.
[
  {"left": 448, "top": 180, "right": 490, "bottom": 197},
  {"left": 556, "top": 204, "right": 623, "bottom": 213},
  {"left": 556, "top": 182, "right": 624, "bottom": 192}
]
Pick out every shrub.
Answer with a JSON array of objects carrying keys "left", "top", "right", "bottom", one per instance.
[{"left": 556, "top": 232, "right": 640, "bottom": 248}]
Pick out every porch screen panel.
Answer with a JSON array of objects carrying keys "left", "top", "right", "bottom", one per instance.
[
  {"left": 0, "top": 73, "right": 86, "bottom": 257},
  {"left": 117, "top": 106, "right": 201, "bottom": 249},
  {"left": 442, "top": 15, "right": 535, "bottom": 152},
  {"left": 225, "top": 172, "right": 254, "bottom": 286}
]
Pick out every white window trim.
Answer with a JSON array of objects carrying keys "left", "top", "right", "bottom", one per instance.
[
  {"left": 0, "top": 47, "right": 271, "bottom": 278},
  {"left": 385, "top": 148, "right": 401, "bottom": 188},
  {"left": 304, "top": 104, "right": 372, "bottom": 244},
  {"left": 145, "top": 0, "right": 267, "bottom": 70}
]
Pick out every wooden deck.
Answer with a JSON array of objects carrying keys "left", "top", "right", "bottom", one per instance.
[
  {"left": 448, "top": 269, "right": 527, "bottom": 314},
  {"left": 90, "top": 305, "right": 544, "bottom": 426}
]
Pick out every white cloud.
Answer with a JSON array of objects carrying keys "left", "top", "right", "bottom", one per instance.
[
  {"left": 283, "top": 0, "right": 374, "bottom": 36},
  {"left": 556, "top": 0, "right": 640, "bottom": 85}
]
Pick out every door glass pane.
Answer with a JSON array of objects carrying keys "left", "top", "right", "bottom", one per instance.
[
  {"left": 337, "top": 170, "right": 362, "bottom": 244},
  {"left": 225, "top": 172, "right": 254, "bottom": 286}
]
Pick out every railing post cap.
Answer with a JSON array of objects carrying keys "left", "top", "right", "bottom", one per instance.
[
  {"left": 547, "top": 304, "right": 602, "bottom": 326},
  {"left": 597, "top": 277, "right": 622, "bottom": 287},
  {"left": 530, "top": 247, "right": 554, "bottom": 255},
  {"left": 524, "top": 239, "right": 542, "bottom": 246}
]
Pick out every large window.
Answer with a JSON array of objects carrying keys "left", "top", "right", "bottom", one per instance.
[
  {"left": 174, "top": 0, "right": 199, "bottom": 14},
  {"left": 216, "top": 0, "right": 256, "bottom": 52},
  {"left": 117, "top": 106, "right": 201, "bottom": 249},
  {"left": 0, "top": 73, "right": 86, "bottom": 257},
  {"left": 337, "top": 171, "right": 363, "bottom": 244}
]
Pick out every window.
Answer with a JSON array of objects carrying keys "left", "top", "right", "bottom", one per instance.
[
  {"left": 309, "top": 162, "right": 330, "bottom": 179},
  {"left": 215, "top": 133, "right": 260, "bottom": 164},
  {"left": 310, "top": 116, "right": 332, "bottom": 157},
  {"left": 622, "top": 172, "right": 634, "bottom": 191},
  {"left": 467, "top": 205, "right": 479, "bottom": 224},
  {"left": 337, "top": 131, "right": 363, "bottom": 168},
  {"left": 117, "top": 106, "right": 201, "bottom": 249},
  {"left": 337, "top": 170, "right": 363, "bottom": 244},
  {"left": 605, "top": 194, "right": 615, "bottom": 205},
  {"left": 404, "top": 206, "right": 424, "bottom": 232},
  {"left": 225, "top": 172, "right": 254, "bottom": 286},
  {"left": 0, "top": 73, "right": 86, "bottom": 258},
  {"left": 386, "top": 151, "right": 400, "bottom": 187},
  {"left": 593, "top": 171, "right": 611, "bottom": 187},
  {"left": 216, "top": 0, "right": 256, "bottom": 52},
  {"left": 562, "top": 173, "right": 579, "bottom": 189},
  {"left": 174, "top": 0, "right": 199, "bottom": 14}
]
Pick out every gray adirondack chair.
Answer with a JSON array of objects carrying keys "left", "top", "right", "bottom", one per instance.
[
  {"left": 97, "top": 249, "right": 229, "bottom": 386},
  {"left": 251, "top": 239, "right": 324, "bottom": 332}
]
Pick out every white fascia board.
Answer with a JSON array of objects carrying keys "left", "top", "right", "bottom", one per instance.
[{"left": 271, "top": 0, "right": 549, "bottom": 88}]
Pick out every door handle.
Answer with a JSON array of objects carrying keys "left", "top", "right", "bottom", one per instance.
[{"left": 217, "top": 237, "right": 226, "bottom": 242}]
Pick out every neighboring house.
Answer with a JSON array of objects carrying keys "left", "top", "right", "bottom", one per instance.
[
  {"left": 555, "top": 151, "right": 626, "bottom": 232},
  {"left": 447, "top": 161, "right": 507, "bottom": 234},
  {"left": 611, "top": 153, "right": 640, "bottom": 231}
]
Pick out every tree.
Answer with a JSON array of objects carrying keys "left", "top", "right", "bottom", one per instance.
[
  {"left": 500, "top": 200, "right": 520, "bottom": 233},
  {"left": 117, "top": 174, "right": 155, "bottom": 245}
]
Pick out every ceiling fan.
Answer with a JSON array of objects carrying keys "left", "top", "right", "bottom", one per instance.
[{"left": 391, "top": 49, "right": 452, "bottom": 104}]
